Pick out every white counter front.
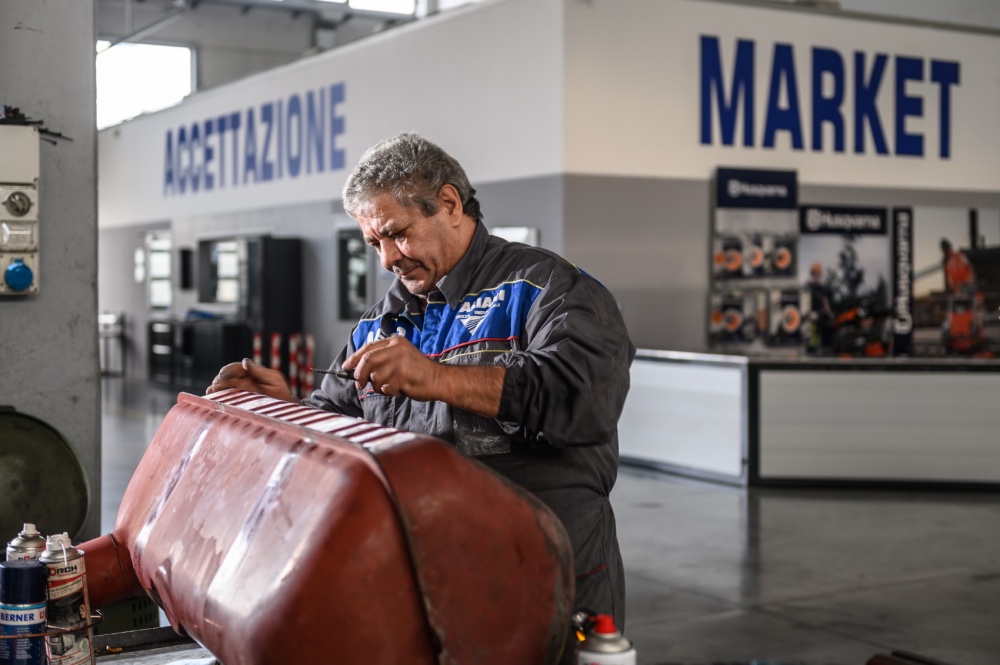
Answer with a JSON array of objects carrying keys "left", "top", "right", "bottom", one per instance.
[
  {"left": 619, "top": 351, "right": 1000, "bottom": 487},
  {"left": 619, "top": 351, "right": 748, "bottom": 484}
]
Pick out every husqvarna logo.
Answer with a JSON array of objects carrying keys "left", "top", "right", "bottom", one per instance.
[
  {"left": 805, "top": 208, "right": 883, "bottom": 233},
  {"left": 727, "top": 179, "right": 789, "bottom": 199},
  {"left": 805, "top": 209, "right": 823, "bottom": 232}
]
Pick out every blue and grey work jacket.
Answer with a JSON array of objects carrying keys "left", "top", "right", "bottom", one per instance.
[{"left": 304, "top": 221, "right": 635, "bottom": 622}]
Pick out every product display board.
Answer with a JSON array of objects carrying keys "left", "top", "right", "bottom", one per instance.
[
  {"left": 910, "top": 212, "right": 999, "bottom": 358},
  {"left": 797, "top": 205, "right": 893, "bottom": 357},
  {"left": 709, "top": 167, "right": 801, "bottom": 354},
  {"left": 704, "top": 168, "right": 997, "bottom": 358},
  {"left": 708, "top": 168, "right": 924, "bottom": 358}
]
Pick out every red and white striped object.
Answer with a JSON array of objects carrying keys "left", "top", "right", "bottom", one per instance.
[
  {"left": 270, "top": 333, "right": 281, "bottom": 371},
  {"left": 303, "top": 334, "right": 315, "bottom": 394},
  {"left": 288, "top": 334, "right": 301, "bottom": 398},
  {"left": 252, "top": 332, "right": 262, "bottom": 365}
]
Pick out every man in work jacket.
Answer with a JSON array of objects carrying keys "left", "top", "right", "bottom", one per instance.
[{"left": 208, "top": 132, "right": 635, "bottom": 631}]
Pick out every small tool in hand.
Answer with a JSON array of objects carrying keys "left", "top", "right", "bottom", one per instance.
[{"left": 313, "top": 367, "right": 356, "bottom": 380}]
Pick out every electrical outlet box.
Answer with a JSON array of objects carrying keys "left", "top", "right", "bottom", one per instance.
[{"left": 0, "top": 125, "right": 40, "bottom": 296}]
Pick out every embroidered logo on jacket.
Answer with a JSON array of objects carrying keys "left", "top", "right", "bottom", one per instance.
[
  {"left": 456, "top": 289, "right": 506, "bottom": 334},
  {"left": 354, "top": 315, "right": 417, "bottom": 350}
]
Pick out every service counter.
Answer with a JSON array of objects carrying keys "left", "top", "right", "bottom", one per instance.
[{"left": 619, "top": 350, "right": 1000, "bottom": 488}]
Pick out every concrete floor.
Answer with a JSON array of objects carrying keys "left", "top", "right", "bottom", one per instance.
[{"left": 100, "top": 377, "right": 1000, "bottom": 665}]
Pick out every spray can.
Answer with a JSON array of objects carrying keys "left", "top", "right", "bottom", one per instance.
[
  {"left": 38, "top": 534, "right": 93, "bottom": 665},
  {"left": 576, "top": 614, "right": 636, "bottom": 665},
  {"left": 0, "top": 559, "right": 47, "bottom": 665},
  {"left": 6, "top": 525, "right": 46, "bottom": 562}
]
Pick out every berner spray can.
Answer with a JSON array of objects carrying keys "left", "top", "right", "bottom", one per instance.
[
  {"left": 6, "top": 525, "right": 46, "bottom": 562},
  {"left": 0, "top": 559, "right": 47, "bottom": 665},
  {"left": 576, "top": 614, "right": 636, "bottom": 665},
  {"left": 38, "top": 534, "right": 94, "bottom": 665}
]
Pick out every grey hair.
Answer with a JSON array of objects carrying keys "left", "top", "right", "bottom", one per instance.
[{"left": 342, "top": 132, "right": 483, "bottom": 223}]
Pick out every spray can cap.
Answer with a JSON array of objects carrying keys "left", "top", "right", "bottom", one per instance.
[
  {"left": 0, "top": 559, "right": 47, "bottom": 604},
  {"left": 20, "top": 523, "right": 40, "bottom": 537},
  {"left": 592, "top": 614, "right": 620, "bottom": 636},
  {"left": 45, "top": 532, "right": 73, "bottom": 551}
]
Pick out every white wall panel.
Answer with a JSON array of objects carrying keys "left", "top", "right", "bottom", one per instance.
[
  {"left": 620, "top": 358, "right": 746, "bottom": 478},
  {"left": 759, "top": 370, "right": 1000, "bottom": 481},
  {"left": 565, "top": 0, "right": 1000, "bottom": 191},
  {"left": 99, "top": 0, "right": 563, "bottom": 228}
]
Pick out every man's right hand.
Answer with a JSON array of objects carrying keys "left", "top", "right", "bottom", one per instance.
[{"left": 205, "top": 358, "right": 296, "bottom": 403}]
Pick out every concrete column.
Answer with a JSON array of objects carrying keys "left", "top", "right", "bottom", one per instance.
[{"left": 0, "top": 1, "right": 100, "bottom": 540}]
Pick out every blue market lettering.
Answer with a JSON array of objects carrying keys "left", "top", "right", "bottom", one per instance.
[
  {"left": 164, "top": 82, "right": 346, "bottom": 195},
  {"left": 700, "top": 36, "right": 960, "bottom": 158}
]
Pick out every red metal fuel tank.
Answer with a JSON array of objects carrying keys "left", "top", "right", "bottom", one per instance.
[{"left": 81, "top": 390, "right": 574, "bottom": 664}]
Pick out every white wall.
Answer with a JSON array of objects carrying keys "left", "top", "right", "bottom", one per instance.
[
  {"left": 100, "top": 0, "right": 1000, "bottom": 230},
  {"left": 564, "top": 0, "right": 1000, "bottom": 192},
  {"left": 98, "top": 0, "right": 564, "bottom": 228}
]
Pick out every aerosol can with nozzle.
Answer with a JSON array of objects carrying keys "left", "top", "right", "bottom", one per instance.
[
  {"left": 574, "top": 612, "right": 636, "bottom": 665},
  {"left": 6, "top": 524, "right": 46, "bottom": 561},
  {"left": 39, "top": 533, "right": 94, "bottom": 665}
]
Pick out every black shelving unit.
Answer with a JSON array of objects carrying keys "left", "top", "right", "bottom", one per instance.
[{"left": 148, "top": 236, "right": 303, "bottom": 387}]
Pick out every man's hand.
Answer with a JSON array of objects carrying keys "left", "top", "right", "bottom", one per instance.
[
  {"left": 345, "top": 336, "right": 505, "bottom": 417},
  {"left": 345, "top": 336, "right": 440, "bottom": 400},
  {"left": 206, "top": 358, "right": 296, "bottom": 403}
]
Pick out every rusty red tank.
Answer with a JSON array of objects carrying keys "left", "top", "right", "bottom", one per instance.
[{"left": 81, "top": 390, "right": 574, "bottom": 664}]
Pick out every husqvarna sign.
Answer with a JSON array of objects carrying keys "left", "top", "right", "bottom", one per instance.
[{"left": 716, "top": 167, "right": 797, "bottom": 209}]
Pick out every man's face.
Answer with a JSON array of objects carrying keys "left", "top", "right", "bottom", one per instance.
[{"left": 357, "top": 191, "right": 463, "bottom": 297}]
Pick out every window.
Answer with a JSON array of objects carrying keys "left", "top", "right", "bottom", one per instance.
[
  {"left": 96, "top": 41, "right": 193, "bottom": 130},
  {"left": 146, "top": 233, "right": 173, "bottom": 311},
  {"left": 312, "top": 0, "right": 416, "bottom": 13},
  {"left": 346, "top": 0, "right": 415, "bottom": 12}
]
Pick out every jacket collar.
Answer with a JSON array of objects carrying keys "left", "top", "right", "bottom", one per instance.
[{"left": 436, "top": 221, "right": 489, "bottom": 308}]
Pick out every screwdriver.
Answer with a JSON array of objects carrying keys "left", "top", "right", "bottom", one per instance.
[{"left": 313, "top": 367, "right": 356, "bottom": 380}]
